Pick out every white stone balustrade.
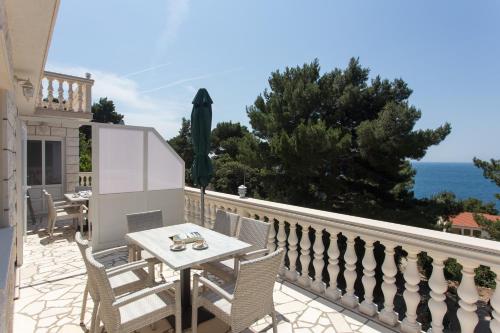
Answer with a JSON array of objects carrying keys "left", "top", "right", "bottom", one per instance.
[
  {"left": 185, "top": 186, "right": 500, "bottom": 333},
  {"left": 78, "top": 172, "right": 92, "bottom": 187},
  {"left": 36, "top": 71, "right": 94, "bottom": 116}
]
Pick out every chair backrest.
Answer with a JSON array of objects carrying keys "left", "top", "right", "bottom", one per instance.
[
  {"left": 85, "top": 247, "right": 120, "bottom": 330},
  {"left": 75, "top": 185, "right": 92, "bottom": 192},
  {"left": 237, "top": 217, "right": 271, "bottom": 252},
  {"left": 231, "top": 249, "right": 284, "bottom": 332},
  {"left": 126, "top": 210, "right": 163, "bottom": 233},
  {"left": 75, "top": 232, "right": 99, "bottom": 301},
  {"left": 213, "top": 210, "right": 239, "bottom": 237}
]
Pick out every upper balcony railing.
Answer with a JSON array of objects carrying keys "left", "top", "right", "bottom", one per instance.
[
  {"left": 35, "top": 71, "right": 94, "bottom": 118},
  {"left": 185, "top": 186, "right": 500, "bottom": 333}
]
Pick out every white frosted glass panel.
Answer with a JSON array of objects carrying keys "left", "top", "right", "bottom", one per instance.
[
  {"left": 99, "top": 127, "right": 143, "bottom": 194},
  {"left": 147, "top": 131, "right": 183, "bottom": 190}
]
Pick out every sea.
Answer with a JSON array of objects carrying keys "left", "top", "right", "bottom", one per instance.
[{"left": 412, "top": 162, "right": 499, "bottom": 209}]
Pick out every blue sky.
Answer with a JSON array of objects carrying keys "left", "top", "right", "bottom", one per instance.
[{"left": 47, "top": 0, "right": 499, "bottom": 162}]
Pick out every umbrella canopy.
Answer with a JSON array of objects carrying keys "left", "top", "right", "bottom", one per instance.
[{"left": 191, "top": 88, "right": 213, "bottom": 189}]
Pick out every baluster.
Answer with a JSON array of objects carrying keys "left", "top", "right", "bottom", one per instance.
[
  {"left": 427, "top": 254, "right": 448, "bottom": 333},
  {"left": 210, "top": 203, "right": 217, "bottom": 228},
  {"left": 47, "top": 77, "right": 54, "bottom": 108},
  {"left": 37, "top": 79, "right": 43, "bottom": 107},
  {"left": 360, "top": 238, "right": 377, "bottom": 316},
  {"left": 491, "top": 266, "right": 500, "bottom": 333},
  {"left": 57, "top": 79, "right": 64, "bottom": 110},
  {"left": 311, "top": 227, "right": 326, "bottom": 293},
  {"left": 184, "top": 197, "right": 189, "bottom": 223},
  {"left": 401, "top": 247, "right": 422, "bottom": 333},
  {"left": 77, "top": 82, "right": 83, "bottom": 112},
  {"left": 297, "top": 224, "right": 312, "bottom": 287},
  {"left": 341, "top": 233, "right": 358, "bottom": 308},
  {"left": 325, "top": 229, "right": 341, "bottom": 300},
  {"left": 285, "top": 221, "right": 299, "bottom": 281},
  {"left": 267, "top": 218, "right": 276, "bottom": 252},
  {"left": 67, "top": 80, "right": 74, "bottom": 111},
  {"left": 379, "top": 242, "right": 398, "bottom": 326},
  {"left": 457, "top": 260, "right": 479, "bottom": 333},
  {"left": 276, "top": 219, "right": 287, "bottom": 275}
]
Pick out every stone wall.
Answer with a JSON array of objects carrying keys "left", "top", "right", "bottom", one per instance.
[
  {"left": 25, "top": 119, "right": 80, "bottom": 193},
  {"left": 0, "top": 89, "right": 18, "bottom": 333}
]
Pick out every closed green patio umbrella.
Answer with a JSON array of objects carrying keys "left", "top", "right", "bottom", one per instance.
[{"left": 191, "top": 88, "right": 213, "bottom": 226}]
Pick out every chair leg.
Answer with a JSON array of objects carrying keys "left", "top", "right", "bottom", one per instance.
[
  {"left": 147, "top": 261, "right": 155, "bottom": 286},
  {"left": 271, "top": 310, "right": 278, "bottom": 333},
  {"left": 191, "top": 305, "right": 198, "bottom": 333},
  {"left": 90, "top": 301, "right": 99, "bottom": 333},
  {"left": 80, "top": 281, "right": 89, "bottom": 324},
  {"left": 93, "top": 314, "right": 101, "bottom": 333}
]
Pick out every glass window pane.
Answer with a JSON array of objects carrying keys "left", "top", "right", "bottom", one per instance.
[
  {"left": 147, "top": 131, "right": 183, "bottom": 190},
  {"left": 27, "top": 140, "right": 42, "bottom": 186},
  {"left": 99, "top": 127, "right": 143, "bottom": 194},
  {"left": 45, "top": 141, "right": 62, "bottom": 185}
]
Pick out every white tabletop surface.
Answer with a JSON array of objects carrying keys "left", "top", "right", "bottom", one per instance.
[
  {"left": 125, "top": 223, "right": 253, "bottom": 271},
  {"left": 64, "top": 192, "right": 92, "bottom": 203}
]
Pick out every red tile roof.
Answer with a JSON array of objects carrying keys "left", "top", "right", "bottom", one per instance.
[{"left": 450, "top": 212, "right": 500, "bottom": 229}]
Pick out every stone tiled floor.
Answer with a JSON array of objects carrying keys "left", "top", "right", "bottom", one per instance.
[{"left": 14, "top": 223, "right": 392, "bottom": 333}]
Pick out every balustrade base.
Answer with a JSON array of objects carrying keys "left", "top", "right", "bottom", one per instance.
[
  {"left": 311, "top": 281, "right": 326, "bottom": 294},
  {"left": 359, "top": 301, "right": 378, "bottom": 317},
  {"left": 378, "top": 309, "right": 398, "bottom": 327},
  {"left": 341, "top": 294, "right": 359, "bottom": 308},
  {"left": 284, "top": 269, "right": 298, "bottom": 281},
  {"left": 325, "top": 287, "right": 341, "bottom": 301},
  {"left": 400, "top": 319, "right": 422, "bottom": 333},
  {"left": 297, "top": 275, "right": 312, "bottom": 288}
]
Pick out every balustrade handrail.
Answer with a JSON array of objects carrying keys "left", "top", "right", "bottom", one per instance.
[
  {"left": 43, "top": 71, "right": 94, "bottom": 84},
  {"left": 185, "top": 186, "right": 500, "bottom": 267}
]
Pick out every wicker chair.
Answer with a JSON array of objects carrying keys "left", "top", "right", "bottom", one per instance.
[
  {"left": 85, "top": 247, "right": 181, "bottom": 333},
  {"left": 192, "top": 249, "right": 284, "bottom": 333},
  {"left": 126, "top": 210, "right": 164, "bottom": 283},
  {"left": 44, "top": 191, "right": 86, "bottom": 236},
  {"left": 212, "top": 210, "right": 240, "bottom": 237},
  {"left": 75, "top": 232, "right": 150, "bottom": 332},
  {"left": 203, "top": 217, "right": 271, "bottom": 281}
]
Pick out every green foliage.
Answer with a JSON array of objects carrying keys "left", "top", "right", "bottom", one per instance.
[
  {"left": 91, "top": 97, "right": 124, "bottom": 124},
  {"left": 79, "top": 130, "right": 91, "bottom": 172},
  {"left": 473, "top": 157, "right": 500, "bottom": 200},
  {"left": 168, "top": 118, "right": 194, "bottom": 185},
  {"left": 475, "top": 213, "right": 500, "bottom": 241},
  {"left": 245, "top": 58, "right": 450, "bottom": 226}
]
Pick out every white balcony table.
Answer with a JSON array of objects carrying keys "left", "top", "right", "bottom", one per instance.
[
  {"left": 64, "top": 191, "right": 92, "bottom": 204},
  {"left": 125, "top": 222, "right": 252, "bottom": 329}
]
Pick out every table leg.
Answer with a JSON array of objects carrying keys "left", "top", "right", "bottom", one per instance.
[{"left": 180, "top": 268, "right": 191, "bottom": 329}]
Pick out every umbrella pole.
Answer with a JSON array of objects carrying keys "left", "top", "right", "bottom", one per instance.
[{"left": 201, "top": 186, "right": 205, "bottom": 227}]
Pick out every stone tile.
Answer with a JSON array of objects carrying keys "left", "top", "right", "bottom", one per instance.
[
  {"left": 358, "top": 321, "right": 395, "bottom": 333},
  {"left": 298, "top": 307, "right": 323, "bottom": 324}
]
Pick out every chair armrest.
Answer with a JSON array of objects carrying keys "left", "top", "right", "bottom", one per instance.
[
  {"left": 112, "top": 280, "right": 179, "bottom": 308},
  {"left": 53, "top": 200, "right": 68, "bottom": 206},
  {"left": 195, "top": 274, "right": 234, "bottom": 302},
  {"left": 55, "top": 204, "right": 78, "bottom": 210},
  {"left": 93, "top": 245, "right": 129, "bottom": 257},
  {"left": 106, "top": 260, "right": 149, "bottom": 277},
  {"left": 240, "top": 248, "right": 269, "bottom": 261}
]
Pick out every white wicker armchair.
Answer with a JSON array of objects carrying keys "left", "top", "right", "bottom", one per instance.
[
  {"left": 75, "top": 232, "right": 150, "bottom": 332},
  {"left": 203, "top": 217, "right": 271, "bottom": 281},
  {"left": 126, "top": 210, "right": 164, "bottom": 283},
  {"left": 85, "top": 247, "right": 181, "bottom": 333},
  {"left": 192, "top": 249, "right": 284, "bottom": 333},
  {"left": 213, "top": 210, "right": 240, "bottom": 237},
  {"left": 44, "top": 191, "right": 85, "bottom": 236}
]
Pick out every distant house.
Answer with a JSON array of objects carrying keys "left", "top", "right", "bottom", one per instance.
[{"left": 448, "top": 212, "right": 500, "bottom": 238}]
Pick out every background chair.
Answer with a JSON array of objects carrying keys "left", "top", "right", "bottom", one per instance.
[
  {"left": 126, "top": 210, "right": 164, "bottom": 283},
  {"left": 192, "top": 249, "right": 284, "bottom": 333},
  {"left": 75, "top": 232, "right": 150, "bottom": 332},
  {"left": 212, "top": 210, "right": 240, "bottom": 237},
  {"left": 45, "top": 191, "right": 85, "bottom": 236},
  {"left": 85, "top": 247, "right": 181, "bottom": 333},
  {"left": 203, "top": 217, "right": 271, "bottom": 281}
]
